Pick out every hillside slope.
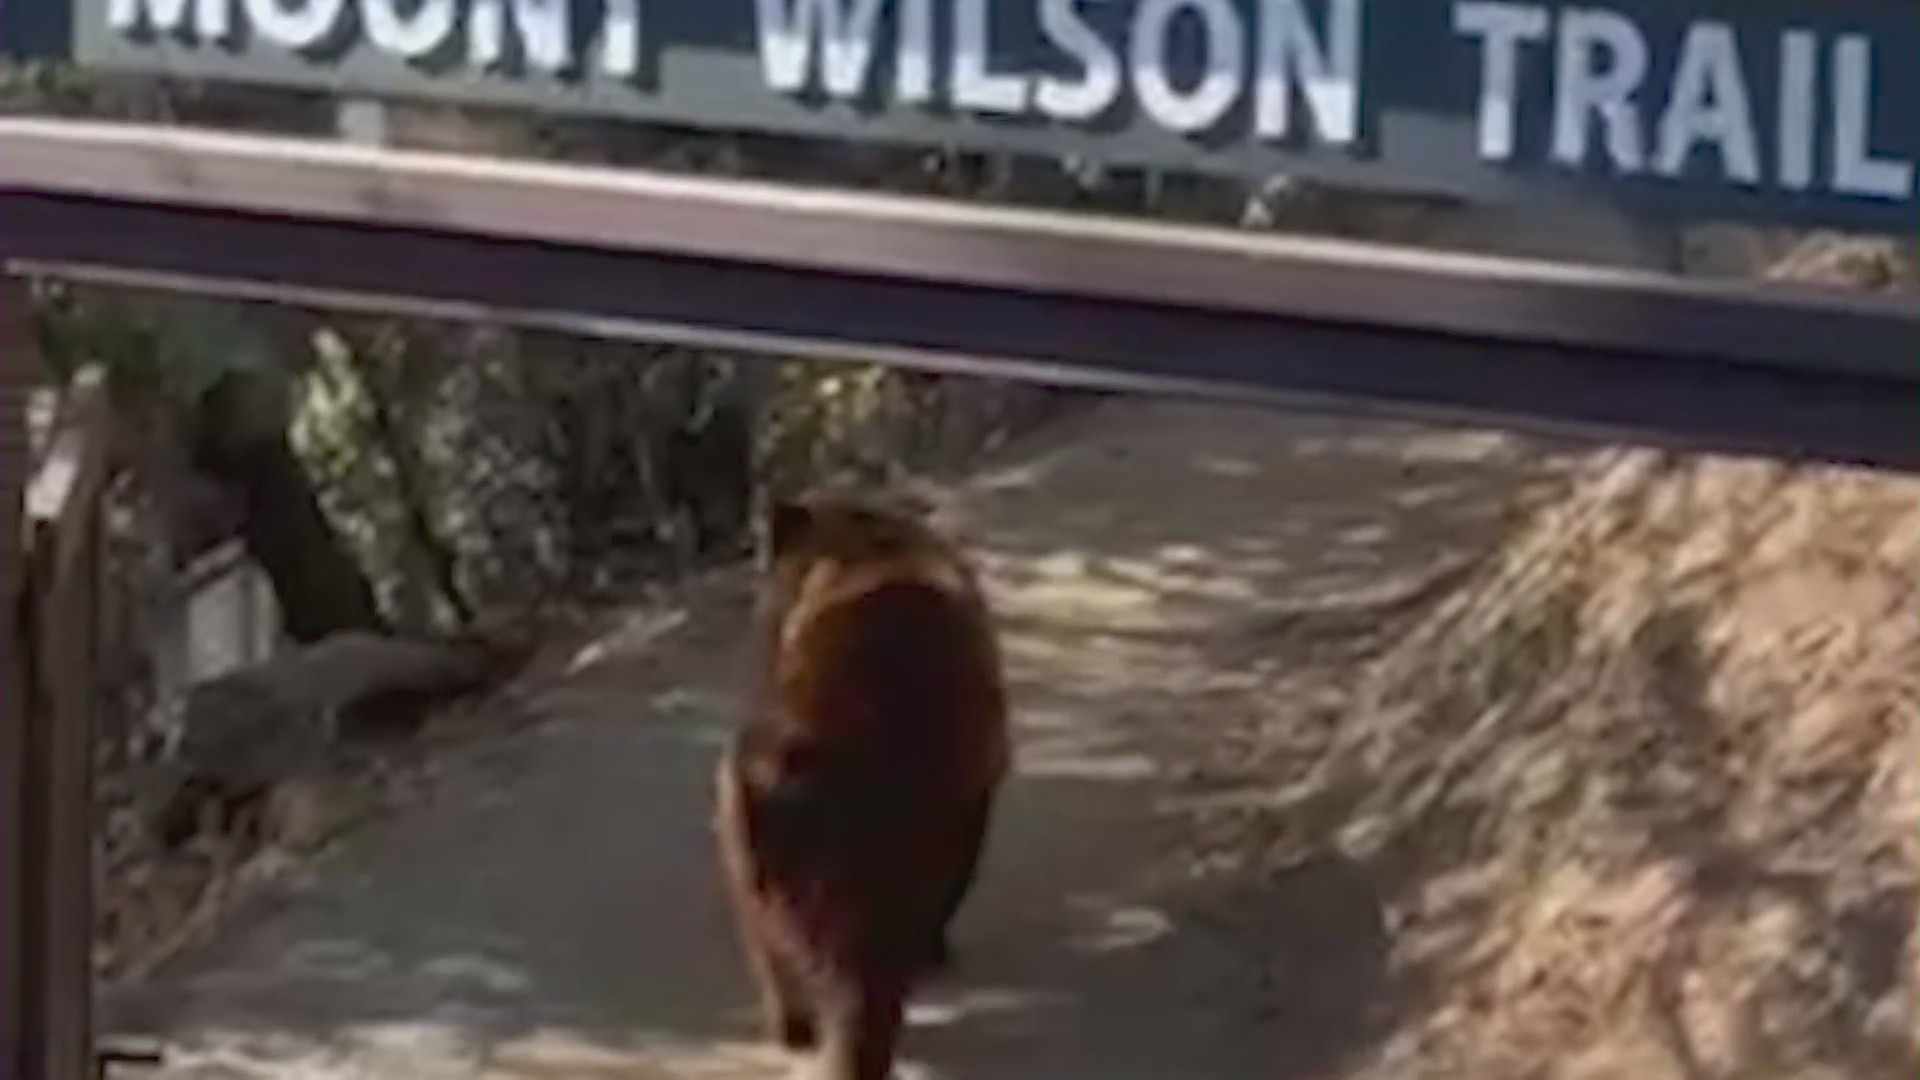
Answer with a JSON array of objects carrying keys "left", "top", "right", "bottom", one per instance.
[{"left": 1189, "top": 448, "right": 1919, "bottom": 1080}]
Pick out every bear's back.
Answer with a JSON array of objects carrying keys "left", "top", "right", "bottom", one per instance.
[{"left": 756, "top": 493, "right": 1008, "bottom": 786}]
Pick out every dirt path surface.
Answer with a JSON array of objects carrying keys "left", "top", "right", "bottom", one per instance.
[{"left": 102, "top": 400, "right": 1549, "bottom": 1080}]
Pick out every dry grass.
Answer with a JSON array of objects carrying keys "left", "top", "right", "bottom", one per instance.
[{"left": 1204, "top": 445, "right": 1920, "bottom": 1079}]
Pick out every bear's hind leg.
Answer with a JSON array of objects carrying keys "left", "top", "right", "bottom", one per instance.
[
  {"left": 715, "top": 752, "right": 819, "bottom": 1051},
  {"left": 925, "top": 791, "right": 996, "bottom": 973},
  {"left": 817, "top": 971, "right": 908, "bottom": 1080}
]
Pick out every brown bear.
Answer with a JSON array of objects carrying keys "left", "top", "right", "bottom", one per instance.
[{"left": 713, "top": 490, "right": 1010, "bottom": 1080}]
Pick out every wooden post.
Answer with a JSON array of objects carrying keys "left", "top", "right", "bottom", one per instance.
[
  {"left": 0, "top": 276, "right": 39, "bottom": 1080},
  {"left": 2, "top": 266, "right": 110, "bottom": 1080},
  {"left": 33, "top": 479, "right": 99, "bottom": 1080},
  {"left": 25, "top": 361, "right": 113, "bottom": 1080}
]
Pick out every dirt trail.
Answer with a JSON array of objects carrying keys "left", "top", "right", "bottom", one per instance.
[{"left": 101, "top": 399, "right": 1549, "bottom": 1079}]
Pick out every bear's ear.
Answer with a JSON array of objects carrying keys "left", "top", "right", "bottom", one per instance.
[{"left": 766, "top": 498, "right": 815, "bottom": 557}]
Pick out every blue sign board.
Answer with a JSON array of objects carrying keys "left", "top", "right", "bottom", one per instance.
[{"left": 4, "top": 0, "right": 1915, "bottom": 232}]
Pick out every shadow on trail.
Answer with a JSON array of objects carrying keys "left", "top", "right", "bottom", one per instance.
[
  {"left": 104, "top": 671, "right": 1397, "bottom": 1079},
  {"left": 915, "top": 845, "right": 1395, "bottom": 1080}
]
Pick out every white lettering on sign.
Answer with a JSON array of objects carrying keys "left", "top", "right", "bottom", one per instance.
[
  {"left": 95, "top": 0, "right": 1915, "bottom": 209},
  {"left": 895, "top": 0, "right": 935, "bottom": 102},
  {"left": 468, "top": 0, "right": 573, "bottom": 74},
  {"left": 1775, "top": 28, "right": 1816, "bottom": 190},
  {"left": 596, "top": 0, "right": 644, "bottom": 77},
  {"left": 1552, "top": 7, "right": 1647, "bottom": 173},
  {"left": 1831, "top": 33, "right": 1911, "bottom": 199},
  {"left": 1452, "top": 4, "right": 1914, "bottom": 201},
  {"left": 598, "top": 0, "right": 642, "bottom": 77},
  {"left": 111, "top": 0, "right": 635, "bottom": 73},
  {"left": 1037, "top": 0, "right": 1124, "bottom": 120},
  {"left": 362, "top": 0, "right": 456, "bottom": 59},
  {"left": 954, "top": 0, "right": 1030, "bottom": 112},
  {"left": 1654, "top": 20, "right": 1758, "bottom": 185},
  {"left": 1255, "top": 0, "right": 1361, "bottom": 145},
  {"left": 108, "top": 0, "right": 231, "bottom": 40},
  {"left": 1132, "top": 0, "right": 1245, "bottom": 133},
  {"left": 243, "top": 0, "right": 347, "bottom": 50},
  {"left": 1453, "top": 1, "right": 1547, "bottom": 160},
  {"left": 747, "top": 0, "right": 1360, "bottom": 139},
  {"left": 755, "top": 0, "right": 888, "bottom": 96}
]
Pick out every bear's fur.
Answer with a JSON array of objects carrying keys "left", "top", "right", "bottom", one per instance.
[{"left": 714, "top": 491, "right": 1009, "bottom": 1079}]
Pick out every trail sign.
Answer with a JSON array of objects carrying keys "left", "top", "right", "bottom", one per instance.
[{"left": 4, "top": 0, "right": 1915, "bottom": 233}]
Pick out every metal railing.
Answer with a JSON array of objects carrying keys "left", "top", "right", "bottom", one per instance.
[{"left": 0, "top": 119, "right": 1913, "bottom": 471}]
